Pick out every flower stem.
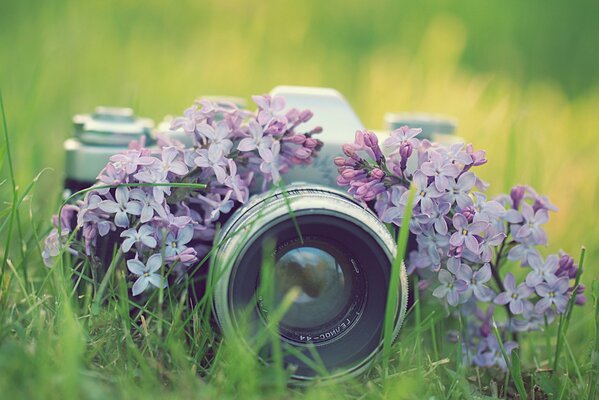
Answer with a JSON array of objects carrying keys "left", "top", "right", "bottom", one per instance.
[{"left": 490, "top": 236, "right": 518, "bottom": 341}]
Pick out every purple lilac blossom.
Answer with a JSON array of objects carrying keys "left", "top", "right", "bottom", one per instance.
[{"left": 43, "top": 92, "right": 323, "bottom": 301}]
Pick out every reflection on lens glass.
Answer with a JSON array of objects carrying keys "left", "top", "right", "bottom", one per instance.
[{"left": 274, "top": 239, "right": 352, "bottom": 330}]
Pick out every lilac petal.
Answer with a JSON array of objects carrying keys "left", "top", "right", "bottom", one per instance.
[
  {"left": 454, "top": 280, "right": 468, "bottom": 292},
  {"left": 97, "top": 221, "right": 111, "bottom": 236},
  {"left": 447, "top": 261, "right": 460, "bottom": 276},
  {"left": 214, "top": 165, "right": 227, "bottom": 183},
  {"left": 125, "top": 201, "right": 142, "bottom": 216},
  {"left": 525, "top": 272, "right": 542, "bottom": 288},
  {"left": 449, "top": 232, "right": 464, "bottom": 247},
  {"left": 535, "top": 282, "right": 550, "bottom": 297},
  {"left": 237, "top": 138, "right": 256, "bottom": 152},
  {"left": 517, "top": 284, "right": 533, "bottom": 298},
  {"left": 121, "top": 237, "right": 135, "bottom": 253},
  {"left": 99, "top": 200, "right": 120, "bottom": 213},
  {"left": 455, "top": 264, "right": 472, "bottom": 281},
  {"left": 435, "top": 175, "right": 448, "bottom": 191},
  {"left": 528, "top": 253, "right": 544, "bottom": 270},
  {"left": 447, "top": 290, "right": 459, "bottom": 306},
  {"left": 504, "top": 209, "right": 523, "bottom": 223},
  {"left": 553, "top": 296, "right": 568, "bottom": 313},
  {"left": 474, "top": 285, "right": 494, "bottom": 301},
  {"left": 534, "top": 297, "right": 552, "bottom": 314},
  {"left": 444, "top": 164, "right": 460, "bottom": 178},
  {"left": 381, "top": 207, "right": 402, "bottom": 223},
  {"left": 510, "top": 299, "right": 524, "bottom": 315},
  {"left": 115, "top": 186, "right": 129, "bottom": 205},
  {"left": 535, "top": 209, "right": 549, "bottom": 224},
  {"left": 438, "top": 269, "right": 453, "bottom": 284},
  {"left": 521, "top": 203, "right": 534, "bottom": 220},
  {"left": 132, "top": 276, "right": 149, "bottom": 296},
  {"left": 114, "top": 211, "right": 129, "bottom": 228},
  {"left": 138, "top": 224, "right": 154, "bottom": 236},
  {"left": 146, "top": 254, "right": 163, "bottom": 273},
  {"left": 464, "top": 235, "right": 480, "bottom": 254},
  {"left": 555, "top": 277, "right": 570, "bottom": 294},
  {"left": 532, "top": 228, "right": 547, "bottom": 245},
  {"left": 453, "top": 214, "right": 467, "bottom": 230},
  {"left": 469, "top": 221, "right": 488, "bottom": 235},
  {"left": 475, "top": 264, "right": 492, "bottom": 283},
  {"left": 148, "top": 274, "right": 166, "bottom": 289},
  {"left": 141, "top": 236, "right": 157, "bottom": 248},
  {"left": 435, "top": 218, "right": 448, "bottom": 235},
  {"left": 432, "top": 285, "right": 449, "bottom": 299},
  {"left": 127, "top": 259, "right": 146, "bottom": 275},
  {"left": 420, "top": 162, "right": 435, "bottom": 176},
  {"left": 170, "top": 161, "right": 188, "bottom": 176},
  {"left": 494, "top": 292, "right": 510, "bottom": 305},
  {"left": 165, "top": 246, "right": 177, "bottom": 258},
  {"left": 257, "top": 145, "right": 273, "bottom": 162},
  {"left": 457, "top": 172, "right": 476, "bottom": 190},
  {"left": 178, "top": 225, "right": 194, "bottom": 245},
  {"left": 456, "top": 194, "right": 474, "bottom": 209},
  {"left": 504, "top": 273, "right": 516, "bottom": 291}
]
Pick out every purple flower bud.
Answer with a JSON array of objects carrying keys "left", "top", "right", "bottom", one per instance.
[
  {"left": 294, "top": 147, "right": 311, "bottom": 160},
  {"left": 575, "top": 294, "right": 587, "bottom": 305},
  {"left": 304, "top": 137, "right": 319, "bottom": 149},
  {"left": 480, "top": 323, "right": 491, "bottom": 338},
  {"left": 510, "top": 185, "right": 526, "bottom": 209},
  {"left": 286, "top": 134, "right": 306, "bottom": 144},
  {"left": 371, "top": 168, "right": 385, "bottom": 180},
  {"left": 461, "top": 206, "right": 476, "bottom": 223},
  {"left": 556, "top": 252, "right": 577, "bottom": 279},
  {"left": 341, "top": 168, "right": 365, "bottom": 180},
  {"left": 333, "top": 157, "right": 346, "bottom": 167},
  {"left": 399, "top": 141, "right": 413, "bottom": 159},
  {"left": 342, "top": 144, "right": 358, "bottom": 158},
  {"left": 466, "top": 144, "right": 487, "bottom": 167},
  {"left": 363, "top": 132, "right": 383, "bottom": 162},
  {"left": 298, "top": 109, "right": 313, "bottom": 122}
]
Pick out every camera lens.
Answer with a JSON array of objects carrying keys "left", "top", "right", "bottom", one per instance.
[
  {"left": 211, "top": 185, "right": 408, "bottom": 382},
  {"left": 273, "top": 237, "right": 367, "bottom": 344}
]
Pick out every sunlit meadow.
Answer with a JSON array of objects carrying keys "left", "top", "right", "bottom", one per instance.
[{"left": 1, "top": 1, "right": 598, "bottom": 398}]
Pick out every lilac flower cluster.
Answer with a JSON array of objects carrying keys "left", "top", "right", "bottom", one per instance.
[
  {"left": 336, "top": 127, "right": 585, "bottom": 369},
  {"left": 43, "top": 95, "right": 322, "bottom": 297}
]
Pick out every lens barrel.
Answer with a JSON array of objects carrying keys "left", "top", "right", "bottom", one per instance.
[{"left": 210, "top": 185, "right": 408, "bottom": 382}]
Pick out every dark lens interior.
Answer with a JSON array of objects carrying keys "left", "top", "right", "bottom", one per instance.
[{"left": 272, "top": 237, "right": 366, "bottom": 343}]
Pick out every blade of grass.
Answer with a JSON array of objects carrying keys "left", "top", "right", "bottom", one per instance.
[
  {"left": 382, "top": 182, "right": 415, "bottom": 379},
  {"left": 0, "top": 91, "right": 18, "bottom": 285},
  {"left": 492, "top": 319, "right": 527, "bottom": 399},
  {"left": 553, "top": 246, "right": 586, "bottom": 372}
]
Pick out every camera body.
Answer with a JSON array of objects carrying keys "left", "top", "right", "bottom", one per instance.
[
  {"left": 63, "top": 86, "right": 459, "bottom": 382},
  {"left": 64, "top": 86, "right": 459, "bottom": 193}
]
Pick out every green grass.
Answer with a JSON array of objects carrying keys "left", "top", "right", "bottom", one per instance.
[{"left": 1, "top": 1, "right": 599, "bottom": 399}]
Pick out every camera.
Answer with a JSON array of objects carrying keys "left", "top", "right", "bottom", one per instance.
[{"left": 63, "top": 86, "right": 459, "bottom": 382}]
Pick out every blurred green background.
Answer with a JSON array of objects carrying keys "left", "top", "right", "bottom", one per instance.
[{"left": 1, "top": 0, "right": 598, "bottom": 305}]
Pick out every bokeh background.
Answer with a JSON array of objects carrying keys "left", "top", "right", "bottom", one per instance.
[{"left": 1, "top": 1, "right": 598, "bottom": 303}]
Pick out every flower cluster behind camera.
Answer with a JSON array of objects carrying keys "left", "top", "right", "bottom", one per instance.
[
  {"left": 43, "top": 95, "right": 322, "bottom": 296},
  {"left": 335, "top": 127, "right": 585, "bottom": 369}
]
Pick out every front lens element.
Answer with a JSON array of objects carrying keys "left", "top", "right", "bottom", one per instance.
[{"left": 272, "top": 237, "right": 366, "bottom": 343}]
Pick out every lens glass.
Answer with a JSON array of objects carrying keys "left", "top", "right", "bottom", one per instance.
[{"left": 274, "top": 239, "right": 352, "bottom": 330}]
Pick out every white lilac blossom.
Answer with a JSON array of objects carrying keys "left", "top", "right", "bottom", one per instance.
[
  {"left": 120, "top": 224, "right": 157, "bottom": 253},
  {"left": 127, "top": 254, "right": 167, "bottom": 296},
  {"left": 336, "top": 126, "right": 585, "bottom": 369},
  {"left": 43, "top": 93, "right": 322, "bottom": 299}
]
